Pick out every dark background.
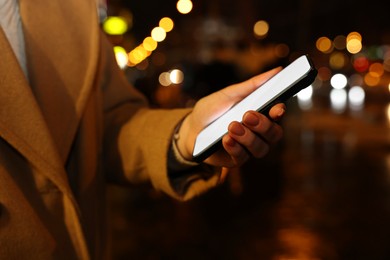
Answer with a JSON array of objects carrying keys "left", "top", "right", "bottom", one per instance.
[
  {"left": 105, "top": 1, "right": 390, "bottom": 259},
  {"left": 110, "top": 0, "right": 389, "bottom": 47}
]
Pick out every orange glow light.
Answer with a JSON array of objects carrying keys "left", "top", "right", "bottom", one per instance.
[
  {"left": 369, "top": 62, "right": 384, "bottom": 77},
  {"left": 364, "top": 73, "right": 380, "bottom": 87},
  {"left": 347, "top": 31, "right": 362, "bottom": 42},
  {"left": 317, "top": 67, "right": 332, "bottom": 82},
  {"left": 159, "top": 17, "right": 174, "bottom": 32},
  {"left": 253, "top": 20, "right": 269, "bottom": 38},
  {"left": 329, "top": 52, "right": 347, "bottom": 70},
  {"left": 143, "top": 37, "right": 158, "bottom": 51},
  {"left": 316, "top": 37, "right": 333, "bottom": 53},
  {"left": 347, "top": 39, "right": 362, "bottom": 54},
  {"left": 274, "top": 44, "right": 290, "bottom": 58},
  {"left": 333, "top": 35, "right": 346, "bottom": 50}
]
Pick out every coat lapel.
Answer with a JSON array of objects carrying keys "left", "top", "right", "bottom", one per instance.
[
  {"left": 1, "top": 2, "right": 100, "bottom": 256},
  {"left": 0, "top": 28, "right": 71, "bottom": 193},
  {"left": 19, "top": 0, "right": 99, "bottom": 163},
  {"left": 0, "top": 0, "right": 99, "bottom": 195}
]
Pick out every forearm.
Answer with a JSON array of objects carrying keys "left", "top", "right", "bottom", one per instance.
[{"left": 106, "top": 106, "right": 221, "bottom": 200}]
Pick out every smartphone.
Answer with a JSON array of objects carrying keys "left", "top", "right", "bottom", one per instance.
[{"left": 192, "top": 54, "right": 317, "bottom": 162}]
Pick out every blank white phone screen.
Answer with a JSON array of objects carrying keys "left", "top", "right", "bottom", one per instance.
[{"left": 192, "top": 55, "right": 312, "bottom": 158}]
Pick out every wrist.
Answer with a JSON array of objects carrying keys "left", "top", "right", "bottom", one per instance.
[{"left": 175, "top": 115, "right": 193, "bottom": 161}]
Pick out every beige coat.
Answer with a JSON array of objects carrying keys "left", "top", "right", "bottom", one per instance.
[{"left": 0, "top": 0, "right": 220, "bottom": 258}]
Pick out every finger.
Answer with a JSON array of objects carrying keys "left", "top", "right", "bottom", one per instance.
[
  {"left": 218, "top": 167, "right": 230, "bottom": 184},
  {"left": 242, "top": 111, "right": 284, "bottom": 144},
  {"left": 269, "top": 103, "right": 286, "bottom": 121},
  {"left": 220, "top": 67, "right": 282, "bottom": 102},
  {"left": 222, "top": 134, "right": 250, "bottom": 166},
  {"left": 227, "top": 121, "right": 270, "bottom": 158}
]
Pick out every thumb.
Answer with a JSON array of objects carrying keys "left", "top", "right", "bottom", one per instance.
[{"left": 221, "top": 67, "right": 282, "bottom": 102}]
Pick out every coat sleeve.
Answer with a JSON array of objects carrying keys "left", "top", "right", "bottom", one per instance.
[{"left": 99, "top": 32, "right": 221, "bottom": 201}]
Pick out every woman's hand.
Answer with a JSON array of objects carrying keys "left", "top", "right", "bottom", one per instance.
[{"left": 177, "top": 67, "right": 286, "bottom": 168}]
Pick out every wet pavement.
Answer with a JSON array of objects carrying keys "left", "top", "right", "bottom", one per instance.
[{"left": 108, "top": 83, "right": 390, "bottom": 259}]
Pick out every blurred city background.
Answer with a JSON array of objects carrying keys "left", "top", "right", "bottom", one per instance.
[{"left": 101, "top": 0, "right": 390, "bottom": 259}]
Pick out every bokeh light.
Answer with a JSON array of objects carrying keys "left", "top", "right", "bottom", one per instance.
[
  {"left": 127, "top": 15, "right": 176, "bottom": 67},
  {"left": 103, "top": 16, "right": 128, "bottom": 35},
  {"left": 143, "top": 37, "right": 158, "bottom": 52},
  {"left": 113, "top": 46, "right": 128, "bottom": 69},
  {"left": 352, "top": 54, "right": 369, "bottom": 73},
  {"left": 128, "top": 46, "right": 150, "bottom": 66},
  {"left": 177, "top": 0, "right": 193, "bottom": 14},
  {"left": 159, "top": 72, "right": 172, "bottom": 86},
  {"left": 348, "top": 86, "right": 365, "bottom": 110},
  {"left": 349, "top": 74, "right": 364, "bottom": 86},
  {"left": 253, "top": 20, "right": 269, "bottom": 38},
  {"left": 107, "top": 3, "right": 388, "bottom": 125},
  {"left": 316, "top": 37, "right": 333, "bottom": 53},
  {"left": 347, "top": 31, "right": 362, "bottom": 42},
  {"left": 297, "top": 85, "right": 313, "bottom": 101},
  {"left": 297, "top": 85, "right": 313, "bottom": 110},
  {"left": 347, "top": 39, "right": 363, "bottom": 54},
  {"left": 369, "top": 63, "right": 384, "bottom": 77},
  {"left": 274, "top": 44, "right": 290, "bottom": 58},
  {"left": 364, "top": 73, "right": 380, "bottom": 87},
  {"left": 330, "top": 73, "right": 348, "bottom": 89},
  {"left": 330, "top": 89, "right": 347, "bottom": 113},
  {"left": 384, "top": 58, "right": 390, "bottom": 72},
  {"left": 329, "top": 52, "right": 347, "bottom": 70},
  {"left": 317, "top": 67, "right": 332, "bottom": 82},
  {"left": 159, "top": 17, "right": 174, "bottom": 32},
  {"left": 346, "top": 32, "right": 363, "bottom": 54},
  {"left": 333, "top": 35, "right": 346, "bottom": 50},
  {"left": 151, "top": 27, "right": 167, "bottom": 42},
  {"left": 169, "top": 69, "right": 184, "bottom": 84}
]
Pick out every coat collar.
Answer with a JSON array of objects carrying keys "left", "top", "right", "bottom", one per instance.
[
  {"left": 0, "top": 0, "right": 99, "bottom": 189},
  {"left": 0, "top": 27, "right": 71, "bottom": 192},
  {"left": 19, "top": 0, "right": 100, "bottom": 163}
]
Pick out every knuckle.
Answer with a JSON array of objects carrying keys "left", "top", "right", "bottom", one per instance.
[
  {"left": 253, "top": 143, "right": 270, "bottom": 158},
  {"left": 270, "top": 125, "right": 284, "bottom": 143}
]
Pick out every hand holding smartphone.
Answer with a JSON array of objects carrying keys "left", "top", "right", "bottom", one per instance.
[{"left": 192, "top": 54, "right": 317, "bottom": 162}]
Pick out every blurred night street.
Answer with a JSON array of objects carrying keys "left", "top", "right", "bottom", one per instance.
[{"left": 103, "top": 0, "right": 390, "bottom": 259}]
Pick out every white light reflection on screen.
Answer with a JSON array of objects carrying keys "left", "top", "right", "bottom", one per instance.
[
  {"left": 330, "top": 89, "right": 347, "bottom": 113},
  {"left": 348, "top": 86, "right": 365, "bottom": 111},
  {"left": 297, "top": 85, "right": 313, "bottom": 110}
]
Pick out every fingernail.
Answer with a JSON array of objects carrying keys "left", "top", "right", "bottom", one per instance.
[
  {"left": 276, "top": 107, "right": 285, "bottom": 118},
  {"left": 243, "top": 112, "right": 259, "bottom": 126},
  {"left": 229, "top": 122, "right": 245, "bottom": 136}
]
